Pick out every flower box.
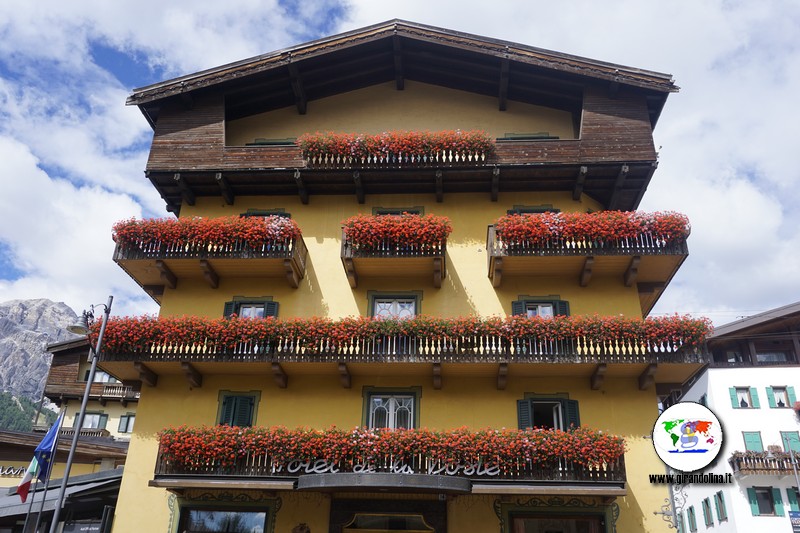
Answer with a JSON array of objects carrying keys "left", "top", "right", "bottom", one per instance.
[
  {"left": 297, "top": 130, "right": 495, "bottom": 166},
  {"left": 342, "top": 213, "right": 452, "bottom": 253}
]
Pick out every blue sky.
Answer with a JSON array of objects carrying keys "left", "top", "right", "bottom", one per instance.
[{"left": 0, "top": 1, "right": 799, "bottom": 325}]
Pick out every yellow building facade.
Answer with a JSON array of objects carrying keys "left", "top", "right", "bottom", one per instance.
[{"left": 100, "top": 21, "right": 707, "bottom": 533}]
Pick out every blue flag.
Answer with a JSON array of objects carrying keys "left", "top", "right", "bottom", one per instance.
[{"left": 33, "top": 412, "right": 64, "bottom": 483}]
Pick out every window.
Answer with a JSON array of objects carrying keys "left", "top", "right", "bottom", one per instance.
[
  {"left": 748, "top": 487, "right": 784, "bottom": 516},
  {"left": 223, "top": 298, "right": 278, "bottom": 318},
  {"left": 701, "top": 498, "right": 713, "bottom": 527},
  {"left": 787, "top": 487, "right": 799, "bottom": 512},
  {"left": 714, "top": 490, "right": 728, "bottom": 521},
  {"left": 511, "top": 296, "right": 570, "bottom": 317},
  {"left": 506, "top": 204, "right": 560, "bottom": 215},
  {"left": 240, "top": 208, "right": 290, "bottom": 218},
  {"left": 373, "top": 206, "right": 423, "bottom": 215},
  {"left": 676, "top": 511, "right": 685, "bottom": 533},
  {"left": 118, "top": 413, "right": 135, "bottom": 433},
  {"left": 180, "top": 508, "right": 269, "bottom": 533},
  {"left": 743, "top": 431, "right": 764, "bottom": 452},
  {"left": 729, "top": 387, "right": 760, "bottom": 408},
  {"left": 218, "top": 392, "right": 260, "bottom": 427},
  {"left": 687, "top": 506, "right": 697, "bottom": 532},
  {"left": 80, "top": 412, "right": 108, "bottom": 430},
  {"left": 517, "top": 396, "right": 580, "bottom": 430},
  {"left": 84, "top": 370, "right": 119, "bottom": 383},
  {"left": 781, "top": 431, "right": 800, "bottom": 452},
  {"left": 363, "top": 388, "right": 420, "bottom": 430},
  {"left": 369, "top": 292, "right": 421, "bottom": 319},
  {"left": 768, "top": 386, "right": 796, "bottom": 408}
]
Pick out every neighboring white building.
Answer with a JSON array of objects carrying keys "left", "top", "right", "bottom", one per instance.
[{"left": 672, "top": 302, "right": 800, "bottom": 533}]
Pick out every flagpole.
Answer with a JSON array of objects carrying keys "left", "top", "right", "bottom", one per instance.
[
  {"left": 34, "top": 411, "right": 65, "bottom": 533},
  {"left": 22, "top": 465, "right": 40, "bottom": 533},
  {"left": 49, "top": 296, "right": 113, "bottom": 533}
]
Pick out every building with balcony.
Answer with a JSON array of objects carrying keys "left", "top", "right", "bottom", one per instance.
[
  {"left": 99, "top": 20, "right": 708, "bottom": 533},
  {"left": 670, "top": 301, "right": 800, "bottom": 532}
]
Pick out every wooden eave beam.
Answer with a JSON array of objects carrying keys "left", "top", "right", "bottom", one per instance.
[
  {"left": 143, "top": 285, "right": 165, "bottom": 298},
  {"left": 433, "top": 257, "right": 444, "bottom": 289},
  {"left": 491, "top": 257, "right": 503, "bottom": 288},
  {"left": 284, "top": 258, "right": 301, "bottom": 288},
  {"left": 631, "top": 161, "right": 659, "bottom": 209},
  {"left": 393, "top": 35, "right": 405, "bottom": 90},
  {"left": 287, "top": 63, "right": 307, "bottom": 115},
  {"left": 580, "top": 257, "right": 594, "bottom": 287},
  {"left": 491, "top": 167, "right": 500, "bottom": 202},
  {"left": 435, "top": 170, "right": 443, "bottom": 203},
  {"left": 154, "top": 260, "right": 177, "bottom": 289},
  {"left": 607, "top": 165, "right": 629, "bottom": 210},
  {"left": 338, "top": 362, "right": 351, "bottom": 389},
  {"left": 133, "top": 362, "right": 158, "bottom": 387},
  {"left": 590, "top": 363, "right": 607, "bottom": 390},
  {"left": 272, "top": 362, "right": 288, "bottom": 389},
  {"left": 353, "top": 171, "right": 365, "bottom": 204},
  {"left": 498, "top": 58, "right": 509, "bottom": 111},
  {"left": 199, "top": 260, "right": 219, "bottom": 289},
  {"left": 573, "top": 166, "right": 588, "bottom": 201},
  {"left": 343, "top": 258, "right": 358, "bottom": 288},
  {"left": 173, "top": 173, "right": 196, "bottom": 206},
  {"left": 215, "top": 172, "right": 234, "bottom": 205},
  {"left": 294, "top": 169, "right": 309, "bottom": 205},
  {"left": 432, "top": 363, "right": 442, "bottom": 390},
  {"left": 638, "top": 282, "right": 665, "bottom": 294},
  {"left": 181, "top": 362, "right": 203, "bottom": 388},
  {"left": 638, "top": 363, "right": 658, "bottom": 390},
  {"left": 496, "top": 362, "right": 508, "bottom": 390},
  {"left": 624, "top": 256, "right": 641, "bottom": 287}
]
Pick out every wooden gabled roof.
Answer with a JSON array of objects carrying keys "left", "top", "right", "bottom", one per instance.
[{"left": 128, "top": 19, "right": 678, "bottom": 128}]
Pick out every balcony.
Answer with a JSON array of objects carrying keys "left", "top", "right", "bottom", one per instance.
[
  {"left": 94, "top": 314, "right": 710, "bottom": 389},
  {"left": 487, "top": 212, "right": 690, "bottom": 315},
  {"left": 112, "top": 216, "right": 308, "bottom": 302},
  {"left": 99, "top": 384, "right": 140, "bottom": 407},
  {"left": 150, "top": 426, "right": 627, "bottom": 496},
  {"left": 729, "top": 451, "right": 800, "bottom": 477},
  {"left": 340, "top": 214, "right": 451, "bottom": 288}
]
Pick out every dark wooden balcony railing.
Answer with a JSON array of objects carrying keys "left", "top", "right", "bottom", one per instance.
[
  {"left": 729, "top": 451, "right": 800, "bottom": 476},
  {"left": 113, "top": 235, "right": 308, "bottom": 298},
  {"left": 153, "top": 447, "right": 626, "bottom": 489},
  {"left": 340, "top": 230, "right": 447, "bottom": 288},
  {"left": 99, "top": 330, "right": 707, "bottom": 366}
]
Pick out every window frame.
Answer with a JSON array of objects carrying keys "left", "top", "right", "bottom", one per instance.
[
  {"left": 511, "top": 295, "right": 570, "bottom": 317},
  {"left": 743, "top": 431, "right": 764, "bottom": 452},
  {"left": 517, "top": 395, "right": 580, "bottom": 430},
  {"left": 701, "top": 497, "right": 713, "bottom": 527},
  {"left": 729, "top": 386, "right": 760, "bottom": 409},
  {"left": 767, "top": 386, "right": 796, "bottom": 408},
  {"left": 714, "top": 490, "right": 728, "bottom": 521},
  {"left": 749, "top": 486, "right": 784, "bottom": 516},
  {"left": 118, "top": 413, "right": 135, "bottom": 433},
  {"left": 217, "top": 391, "right": 261, "bottom": 427},
  {"left": 372, "top": 206, "right": 424, "bottom": 216},
  {"left": 178, "top": 501, "right": 278, "bottom": 533},
  {"left": 223, "top": 297, "right": 278, "bottom": 319},
  {"left": 79, "top": 411, "right": 108, "bottom": 430},
  {"left": 362, "top": 387, "right": 421, "bottom": 430},
  {"left": 687, "top": 506, "right": 697, "bottom": 532},
  {"left": 368, "top": 291, "right": 422, "bottom": 319},
  {"left": 240, "top": 208, "right": 291, "bottom": 218}
]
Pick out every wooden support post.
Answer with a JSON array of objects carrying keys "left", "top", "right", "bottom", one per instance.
[
  {"left": 343, "top": 257, "right": 358, "bottom": 288},
  {"left": 181, "top": 362, "right": 203, "bottom": 388},
  {"left": 284, "top": 259, "right": 301, "bottom": 288},
  {"left": 272, "top": 363, "right": 288, "bottom": 389},
  {"left": 624, "top": 256, "right": 641, "bottom": 287},
  {"left": 491, "top": 257, "right": 503, "bottom": 288},
  {"left": 215, "top": 172, "right": 234, "bottom": 205},
  {"left": 338, "top": 362, "right": 351, "bottom": 389},
  {"left": 154, "top": 260, "right": 177, "bottom": 289},
  {"left": 498, "top": 58, "right": 509, "bottom": 111},
  {"left": 353, "top": 171, "right": 364, "bottom": 204},
  {"left": 173, "top": 173, "right": 196, "bottom": 206},
  {"left": 435, "top": 170, "right": 443, "bottom": 203},
  {"left": 294, "top": 169, "right": 309, "bottom": 205},
  {"left": 590, "top": 363, "right": 607, "bottom": 390},
  {"left": 573, "top": 166, "right": 588, "bottom": 201},
  {"left": 580, "top": 257, "right": 594, "bottom": 287},
  {"left": 288, "top": 63, "right": 307, "bottom": 115},
  {"left": 638, "top": 363, "right": 658, "bottom": 390},
  {"left": 432, "top": 363, "right": 442, "bottom": 390},
  {"left": 491, "top": 167, "right": 500, "bottom": 202},
  {"left": 607, "top": 165, "right": 629, "bottom": 210},
  {"left": 393, "top": 35, "right": 404, "bottom": 90},
  {"left": 133, "top": 362, "right": 158, "bottom": 387},
  {"left": 496, "top": 362, "right": 508, "bottom": 390},
  {"left": 433, "top": 257, "right": 444, "bottom": 288},
  {"left": 199, "top": 260, "right": 219, "bottom": 289}
]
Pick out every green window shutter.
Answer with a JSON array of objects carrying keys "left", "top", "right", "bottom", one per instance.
[
  {"left": 264, "top": 301, "right": 279, "bottom": 317},
  {"left": 223, "top": 301, "right": 237, "bottom": 317},
  {"left": 750, "top": 387, "right": 761, "bottom": 408},
  {"left": 714, "top": 493, "right": 721, "bottom": 520},
  {"left": 701, "top": 500, "right": 709, "bottom": 525},
  {"left": 789, "top": 386, "right": 797, "bottom": 405},
  {"left": 774, "top": 488, "right": 784, "bottom": 516},
  {"left": 511, "top": 301, "right": 525, "bottom": 316},
  {"left": 118, "top": 416, "right": 128, "bottom": 433},
  {"left": 99, "top": 414, "right": 108, "bottom": 430},
  {"left": 233, "top": 396, "right": 255, "bottom": 427},
  {"left": 743, "top": 432, "right": 764, "bottom": 452},
  {"left": 729, "top": 387, "right": 739, "bottom": 409},
  {"left": 787, "top": 488, "right": 799, "bottom": 512},
  {"left": 220, "top": 396, "right": 235, "bottom": 425},
  {"left": 748, "top": 488, "right": 760, "bottom": 516},
  {"left": 767, "top": 387, "right": 776, "bottom": 408},
  {"left": 554, "top": 300, "right": 570, "bottom": 316},
  {"left": 563, "top": 399, "right": 581, "bottom": 428},
  {"left": 676, "top": 512, "right": 684, "bottom": 533},
  {"left": 517, "top": 399, "right": 533, "bottom": 429},
  {"left": 782, "top": 432, "right": 800, "bottom": 452}
]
